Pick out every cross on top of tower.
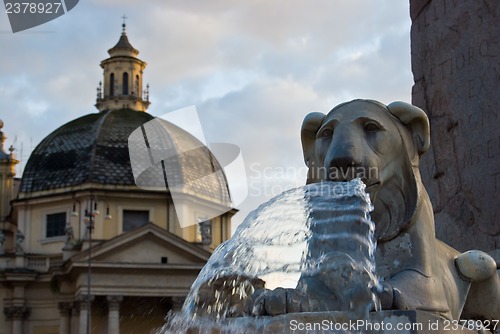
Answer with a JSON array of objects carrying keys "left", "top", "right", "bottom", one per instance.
[
  {"left": 97, "top": 19, "right": 150, "bottom": 112},
  {"left": 121, "top": 15, "right": 127, "bottom": 32}
]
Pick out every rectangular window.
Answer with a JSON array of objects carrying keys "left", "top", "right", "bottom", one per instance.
[
  {"left": 123, "top": 210, "right": 149, "bottom": 232},
  {"left": 46, "top": 212, "right": 66, "bottom": 238}
]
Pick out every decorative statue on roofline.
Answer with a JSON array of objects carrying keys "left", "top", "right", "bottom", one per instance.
[{"left": 15, "top": 229, "right": 24, "bottom": 254}]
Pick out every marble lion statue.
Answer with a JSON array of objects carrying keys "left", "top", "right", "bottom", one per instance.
[{"left": 247, "top": 99, "right": 499, "bottom": 323}]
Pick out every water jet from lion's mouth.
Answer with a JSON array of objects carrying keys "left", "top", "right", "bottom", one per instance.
[{"left": 158, "top": 179, "right": 381, "bottom": 333}]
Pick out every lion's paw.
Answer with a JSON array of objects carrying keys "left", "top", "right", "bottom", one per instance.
[
  {"left": 247, "top": 288, "right": 311, "bottom": 316},
  {"left": 455, "top": 250, "right": 497, "bottom": 282}
]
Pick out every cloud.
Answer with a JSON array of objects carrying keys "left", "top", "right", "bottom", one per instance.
[{"left": 0, "top": 1, "right": 413, "bottom": 228}]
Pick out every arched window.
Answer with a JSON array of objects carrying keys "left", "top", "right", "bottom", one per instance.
[
  {"left": 109, "top": 73, "right": 115, "bottom": 96},
  {"left": 123, "top": 72, "right": 129, "bottom": 95},
  {"left": 135, "top": 75, "right": 139, "bottom": 96}
]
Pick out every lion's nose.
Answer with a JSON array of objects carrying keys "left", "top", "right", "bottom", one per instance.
[{"left": 326, "top": 143, "right": 361, "bottom": 181}]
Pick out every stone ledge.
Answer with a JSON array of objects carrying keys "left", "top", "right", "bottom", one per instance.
[{"left": 186, "top": 311, "right": 482, "bottom": 334}]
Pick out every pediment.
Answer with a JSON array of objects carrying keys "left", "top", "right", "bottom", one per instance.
[{"left": 70, "top": 223, "right": 210, "bottom": 266}]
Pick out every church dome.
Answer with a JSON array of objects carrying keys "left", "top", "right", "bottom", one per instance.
[
  {"left": 19, "top": 109, "right": 230, "bottom": 205},
  {"left": 20, "top": 109, "right": 153, "bottom": 193},
  {"left": 19, "top": 25, "right": 231, "bottom": 207}
]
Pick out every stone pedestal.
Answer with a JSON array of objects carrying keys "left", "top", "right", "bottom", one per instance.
[
  {"left": 186, "top": 311, "right": 484, "bottom": 334},
  {"left": 410, "top": 0, "right": 500, "bottom": 252}
]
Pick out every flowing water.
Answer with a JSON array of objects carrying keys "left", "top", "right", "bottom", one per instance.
[{"left": 159, "top": 179, "right": 381, "bottom": 333}]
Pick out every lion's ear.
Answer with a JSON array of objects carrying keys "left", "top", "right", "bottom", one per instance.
[
  {"left": 387, "top": 101, "right": 430, "bottom": 155},
  {"left": 301, "top": 112, "right": 326, "bottom": 166}
]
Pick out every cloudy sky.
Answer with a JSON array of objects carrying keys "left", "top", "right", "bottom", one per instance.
[{"left": 0, "top": 0, "right": 413, "bottom": 229}]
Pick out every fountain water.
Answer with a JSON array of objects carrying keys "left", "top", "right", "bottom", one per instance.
[
  {"left": 159, "top": 179, "right": 381, "bottom": 333},
  {"left": 157, "top": 99, "right": 500, "bottom": 333}
]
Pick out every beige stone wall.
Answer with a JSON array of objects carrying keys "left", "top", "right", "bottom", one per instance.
[
  {"left": 26, "top": 281, "right": 59, "bottom": 332},
  {"left": 17, "top": 198, "right": 74, "bottom": 254},
  {"left": 15, "top": 187, "right": 232, "bottom": 255},
  {"left": 73, "top": 270, "right": 197, "bottom": 298},
  {"left": 6, "top": 185, "right": 232, "bottom": 334}
]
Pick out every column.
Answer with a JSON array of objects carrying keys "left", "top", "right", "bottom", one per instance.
[
  {"left": 106, "top": 295, "right": 123, "bottom": 334},
  {"left": 77, "top": 295, "right": 93, "bottom": 334},
  {"left": 4, "top": 306, "right": 30, "bottom": 334},
  {"left": 71, "top": 301, "right": 80, "bottom": 334},
  {"left": 58, "top": 302, "right": 72, "bottom": 334},
  {"left": 78, "top": 304, "right": 88, "bottom": 334}
]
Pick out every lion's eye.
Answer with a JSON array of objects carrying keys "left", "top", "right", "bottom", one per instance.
[
  {"left": 364, "top": 122, "right": 380, "bottom": 132},
  {"left": 320, "top": 128, "right": 333, "bottom": 138}
]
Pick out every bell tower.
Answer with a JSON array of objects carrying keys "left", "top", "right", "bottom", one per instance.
[
  {"left": 95, "top": 19, "right": 150, "bottom": 112},
  {"left": 0, "top": 120, "right": 19, "bottom": 224}
]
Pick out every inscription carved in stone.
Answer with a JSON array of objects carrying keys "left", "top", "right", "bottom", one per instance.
[{"left": 411, "top": 0, "right": 500, "bottom": 251}]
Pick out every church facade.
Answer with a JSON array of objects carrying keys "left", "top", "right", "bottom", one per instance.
[{"left": 0, "top": 24, "right": 234, "bottom": 334}]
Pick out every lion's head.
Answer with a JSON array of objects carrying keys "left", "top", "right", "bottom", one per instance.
[{"left": 301, "top": 99, "right": 430, "bottom": 242}]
